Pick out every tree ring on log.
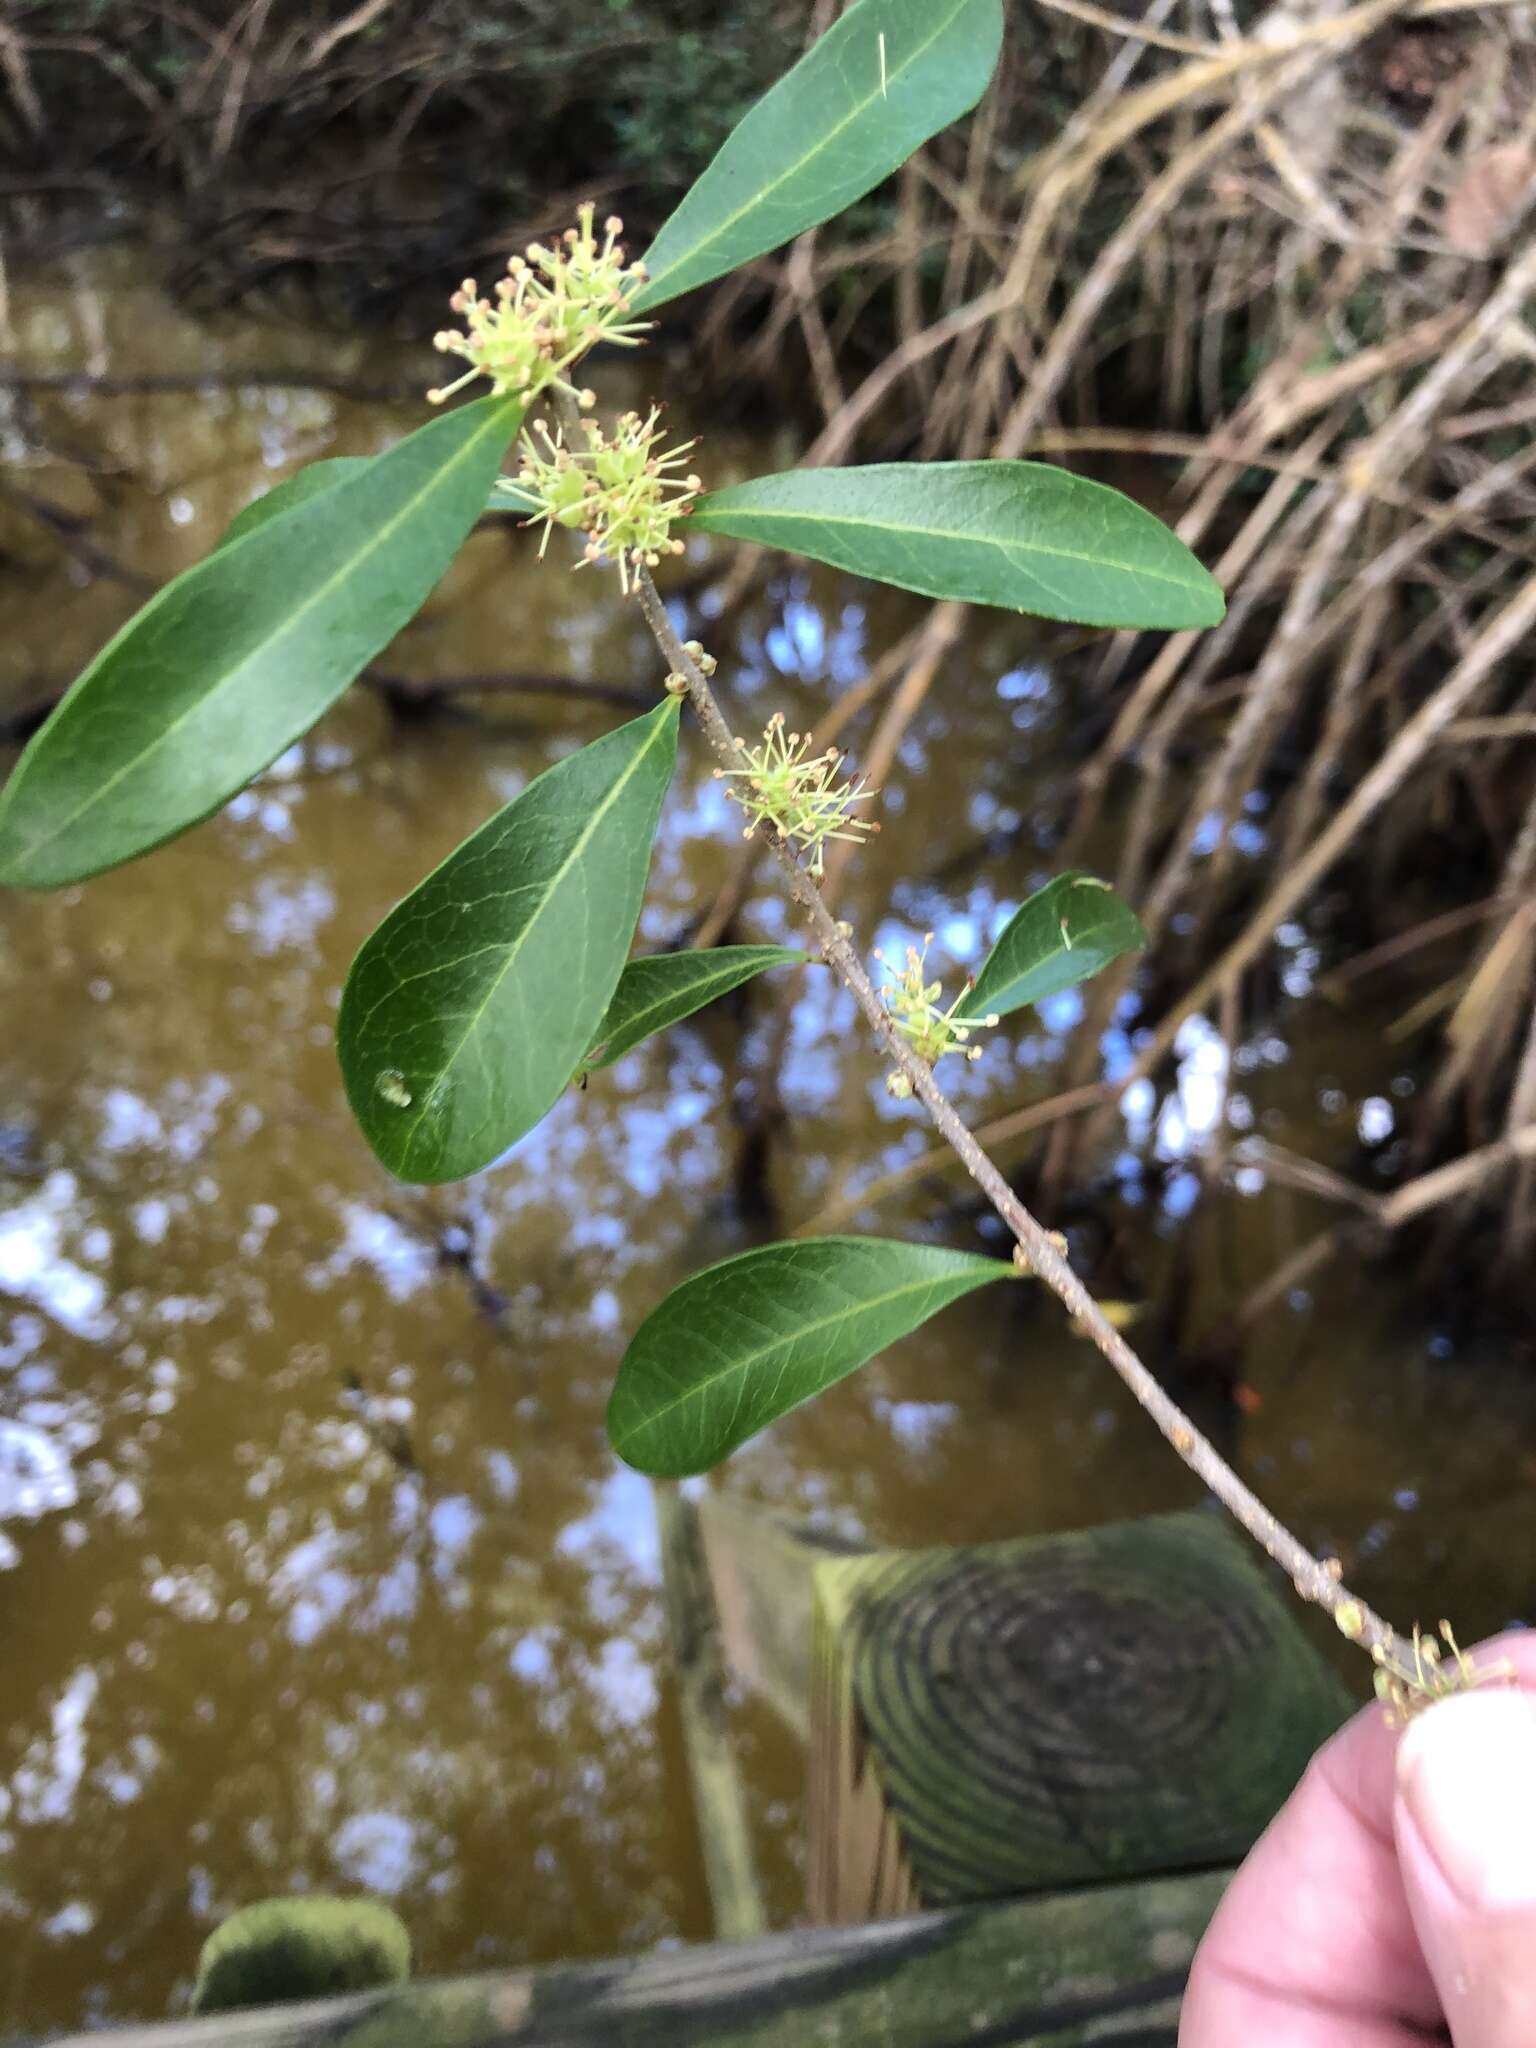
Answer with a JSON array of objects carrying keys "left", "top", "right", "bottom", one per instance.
[{"left": 840, "top": 1512, "right": 1349, "bottom": 1902}]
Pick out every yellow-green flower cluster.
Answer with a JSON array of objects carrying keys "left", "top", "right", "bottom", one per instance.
[
  {"left": 514, "top": 410, "right": 701, "bottom": 591},
  {"left": 715, "top": 713, "right": 878, "bottom": 878},
  {"left": 1370, "top": 1619, "right": 1514, "bottom": 1728},
  {"left": 428, "top": 204, "right": 650, "bottom": 407},
  {"left": 875, "top": 936, "right": 997, "bottom": 1097}
]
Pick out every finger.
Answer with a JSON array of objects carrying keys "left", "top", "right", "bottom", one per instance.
[
  {"left": 1395, "top": 1686, "right": 1536, "bottom": 2048},
  {"left": 1182, "top": 1630, "right": 1536, "bottom": 2048},
  {"left": 1180, "top": 1728, "right": 1437, "bottom": 2048}
]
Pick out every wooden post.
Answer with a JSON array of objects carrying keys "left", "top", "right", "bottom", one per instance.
[
  {"left": 23, "top": 1869, "right": 1229, "bottom": 2048},
  {"left": 654, "top": 1482, "right": 766, "bottom": 1941},
  {"left": 807, "top": 1510, "right": 1350, "bottom": 1923},
  {"left": 190, "top": 1897, "right": 410, "bottom": 2013},
  {"left": 695, "top": 1490, "right": 868, "bottom": 1739}
]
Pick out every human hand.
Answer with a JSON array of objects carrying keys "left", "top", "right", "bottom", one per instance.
[{"left": 1180, "top": 1630, "right": 1536, "bottom": 2046}]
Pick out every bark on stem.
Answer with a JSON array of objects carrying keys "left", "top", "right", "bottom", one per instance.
[{"left": 630, "top": 560, "right": 1405, "bottom": 1670}]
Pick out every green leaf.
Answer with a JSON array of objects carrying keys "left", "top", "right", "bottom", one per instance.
[
  {"left": 583, "top": 945, "right": 809, "bottom": 1072},
  {"left": 608, "top": 1236, "right": 1011, "bottom": 1474},
  {"left": 691, "top": 463, "right": 1226, "bottom": 629},
  {"left": 630, "top": 0, "right": 1003, "bottom": 313},
  {"left": 239, "top": 462, "right": 539, "bottom": 538},
  {"left": 956, "top": 872, "right": 1146, "bottom": 1022},
  {"left": 216, "top": 458, "right": 373, "bottom": 550},
  {"left": 0, "top": 398, "right": 521, "bottom": 889},
  {"left": 337, "top": 697, "right": 680, "bottom": 1184}
]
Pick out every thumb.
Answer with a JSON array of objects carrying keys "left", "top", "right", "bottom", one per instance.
[{"left": 1394, "top": 1686, "right": 1536, "bottom": 2047}]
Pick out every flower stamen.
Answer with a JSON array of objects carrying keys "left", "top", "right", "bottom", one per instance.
[
  {"left": 427, "top": 203, "right": 651, "bottom": 407},
  {"left": 1372, "top": 1618, "right": 1516, "bottom": 1726},
  {"left": 511, "top": 409, "right": 700, "bottom": 591},
  {"left": 874, "top": 934, "right": 997, "bottom": 1096},
  {"left": 715, "top": 713, "right": 878, "bottom": 877}
]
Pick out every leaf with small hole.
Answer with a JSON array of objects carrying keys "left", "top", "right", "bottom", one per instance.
[{"left": 338, "top": 697, "right": 680, "bottom": 1184}]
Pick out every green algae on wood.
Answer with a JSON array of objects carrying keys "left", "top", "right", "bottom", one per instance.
[
  {"left": 191, "top": 1896, "right": 410, "bottom": 2013},
  {"left": 42, "top": 1873, "right": 1226, "bottom": 2046},
  {"left": 696, "top": 1491, "right": 870, "bottom": 1742},
  {"left": 808, "top": 1510, "right": 1349, "bottom": 1920},
  {"left": 654, "top": 1483, "right": 766, "bottom": 1941}
]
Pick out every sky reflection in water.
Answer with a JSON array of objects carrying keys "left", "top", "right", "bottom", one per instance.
[{"left": 3, "top": 249, "right": 1536, "bottom": 2032}]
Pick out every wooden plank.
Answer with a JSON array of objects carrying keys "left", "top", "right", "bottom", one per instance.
[
  {"left": 695, "top": 1490, "right": 868, "bottom": 1738},
  {"left": 809, "top": 1551, "right": 921, "bottom": 1923},
  {"left": 653, "top": 1483, "right": 765, "bottom": 1941},
  {"left": 808, "top": 1510, "right": 1350, "bottom": 1921},
  {"left": 26, "top": 1870, "right": 1229, "bottom": 2047}
]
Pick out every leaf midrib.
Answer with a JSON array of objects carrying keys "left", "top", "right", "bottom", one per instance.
[
  {"left": 623, "top": 1265, "right": 993, "bottom": 1442},
  {"left": 604, "top": 960, "right": 756, "bottom": 1046},
  {"left": 639, "top": 0, "right": 978, "bottom": 305},
  {"left": 396, "top": 704, "right": 675, "bottom": 1160},
  {"left": 979, "top": 916, "right": 1131, "bottom": 979},
  {"left": 964, "top": 953, "right": 1114, "bottom": 1012},
  {"left": 3, "top": 403, "right": 513, "bottom": 869},
  {"left": 694, "top": 496, "right": 1209, "bottom": 594},
  {"left": 588, "top": 949, "right": 800, "bottom": 1065},
  {"left": 963, "top": 908, "right": 1140, "bottom": 1014}
]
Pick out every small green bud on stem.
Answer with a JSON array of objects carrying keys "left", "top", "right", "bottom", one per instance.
[
  {"left": 716, "top": 712, "right": 878, "bottom": 877},
  {"left": 874, "top": 934, "right": 998, "bottom": 1091},
  {"left": 427, "top": 202, "right": 651, "bottom": 408},
  {"left": 514, "top": 408, "right": 700, "bottom": 592}
]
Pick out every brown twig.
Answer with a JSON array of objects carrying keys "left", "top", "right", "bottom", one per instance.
[
  {"left": 1207, "top": 1124, "right": 1536, "bottom": 1351},
  {"left": 1097, "top": 569, "right": 1536, "bottom": 1135},
  {"left": 792, "top": 1082, "right": 1115, "bottom": 1239},
  {"left": 629, "top": 554, "right": 1405, "bottom": 1667}
]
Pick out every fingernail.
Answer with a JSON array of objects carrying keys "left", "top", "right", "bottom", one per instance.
[{"left": 1397, "top": 1690, "right": 1536, "bottom": 1909}]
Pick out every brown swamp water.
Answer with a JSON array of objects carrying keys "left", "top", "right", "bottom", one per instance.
[{"left": 2, "top": 244, "right": 1535, "bottom": 2032}]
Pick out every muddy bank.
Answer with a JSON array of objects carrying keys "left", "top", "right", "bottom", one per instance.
[{"left": 0, "top": 2, "right": 810, "bottom": 323}]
